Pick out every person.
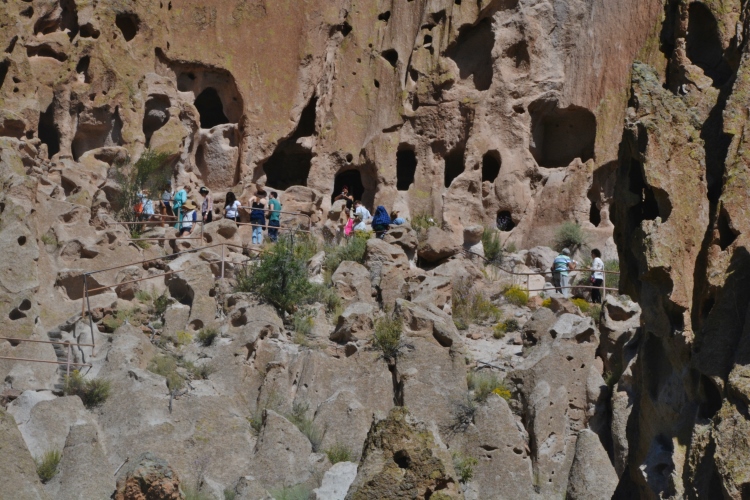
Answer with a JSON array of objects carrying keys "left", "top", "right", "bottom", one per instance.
[
  {"left": 177, "top": 200, "right": 198, "bottom": 236},
  {"left": 172, "top": 186, "right": 187, "bottom": 229},
  {"left": 267, "top": 191, "right": 282, "bottom": 242},
  {"left": 371, "top": 205, "right": 390, "bottom": 238},
  {"left": 199, "top": 186, "right": 213, "bottom": 223},
  {"left": 390, "top": 211, "right": 405, "bottom": 225},
  {"left": 248, "top": 188, "right": 267, "bottom": 245},
  {"left": 334, "top": 185, "right": 354, "bottom": 210},
  {"left": 353, "top": 200, "right": 371, "bottom": 222},
  {"left": 224, "top": 192, "right": 241, "bottom": 224},
  {"left": 161, "top": 182, "right": 174, "bottom": 217},
  {"left": 343, "top": 208, "right": 354, "bottom": 237},
  {"left": 552, "top": 248, "right": 577, "bottom": 298},
  {"left": 353, "top": 214, "right": 367, "bottom": 232},
  {"left": 590, "top": 248, "right": 605, "bottom": 303}
]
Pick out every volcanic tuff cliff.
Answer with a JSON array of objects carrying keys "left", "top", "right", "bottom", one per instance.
[{"left": 1, "top": 0, "right": 750, "bottom": 498}]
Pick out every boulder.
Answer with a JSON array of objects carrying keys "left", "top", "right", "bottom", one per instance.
[
  {"left": 113, "top": 452, "right": 182, "bottom": 500},
  {"left": 522, "top": 307, "right": 557, "bottom": 347},
  {"left": 0, "top": 409, "right": 49, "bottom": 500},
  {"left": 251, "top": 410, "right": 316, "bottom": 488},
  {"left": 383, "top": 225, "right": 418, "bottom": 253},
  {"left": 280, "top": 186, "right": 323, "bottom": 217},
  {"left": 330, "top": 302, "right": 376, "bottom": 343},
  {"left": 312, "top": 461, "right": 358, "bottom": 500},
  {"left": 525, "top": 246, "right": 558, "bottom": 272},
  {"left": 331, "top": 261, "right": 375, "bottom": 306},
  {"left": 57, "top": 424, "right": 115, "bottom": 500},
  {"left": 566, "top": 429, "right": 619, "bottom": 500},
  {"left": 313, "top": 390, "right": 372, "bottom": 459},
  {"left": 345, "top": 407, "right": 463, "bottom": 499},
  {"left": 417, "top": 227, "right": 459, "bottom": 263},
  {"left": 202, "top": 218, "right": 242, "bottom": 247},
  {"left": 363, "top": 239, "right": 410, "bottom": 308},
  {"left": 550, "top": 314, "right": 598, "bottom": 343}
]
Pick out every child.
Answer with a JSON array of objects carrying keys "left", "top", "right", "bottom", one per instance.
[{"left": 178, "top": 200, "right": 198, "bottom": 236}]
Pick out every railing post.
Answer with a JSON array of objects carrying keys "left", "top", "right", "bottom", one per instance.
[
  {"left": 526, "top": 274, "right": 530, "bottom": 296},
  {"left": 221, "top": 244, "right": 225, "bottom": 279},
  {"left": 66, "top": 342, "right": 71, "bottom": 377},
  {"left": 84, "top": 274, "right": 96, "bottom": 357}
]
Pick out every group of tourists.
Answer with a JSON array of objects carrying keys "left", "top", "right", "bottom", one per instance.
[
  {"left": 136, "top": 183, "right": 283, "bottom": 244},
  {"left": 551, "top": 247, "right": 605, "bottom": 303},
  {"left": 333, "top": 185, "right": 404, "bottom": 238}
]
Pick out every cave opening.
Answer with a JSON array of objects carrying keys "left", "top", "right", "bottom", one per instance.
[
  {"left": 496, "top": 210, "right": 515, "bottom": 232},
  {"left": 194, "top": 88, "right": 229, "bottom": 129},
  {"left": 33, "top": 0, "right": 78, "bottom": 40},
  {"left": 446, "top": 18, "right": 494, "bottom": 91},
  {"left": 263, "top": 146, "right": 312, "bottom": 191},
  {"left": 396, "top": 147, "right": 417, "bottom": 191},
  {"left": 717, "top": 208, "right": 737, "bottom": 251},
  {"left": 686, "top": 3, "right": 731, "bottom": 87},
  {"left": 143, "top": 95, "right": 171, "bottom": 147},
  {"left": 292, "top": 97, "right": 317, "bottom": 139},
  {"left": 38, "top": 103, "right": 60, "bottom": 158},
  {"left": 332, "top": 170, "right": 365, "bottom": 205},
  {"left": 75, "top": 56, "right": 91, "bottom": 83},
  {"left": 115, "top": 13, "right": 140, "bottom": 42},
  {"left": 444, "top": 147, "right": 465, "bottom": 188},
  {"left": 529, "top": 101, "right": 596, "bottom": 167},
  {"left": 381, "top": 49, "right": 399, "bottom": 68},
  {"left": 505, "top": 40, "right": 530, "bottom": 70},
  {"left": 627, "top": 159, "right": 668, "bottom": 223},
  {"left": 589, "top": 200, "right": 601, "bottom": 227},
  {"left": 0, "top": 60, "right": 8, "bottom": 91},
  {"left": 481, "top": 151, "right": 501, "bottom": 183}
]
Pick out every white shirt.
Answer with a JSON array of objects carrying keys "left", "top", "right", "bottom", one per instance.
[
  {"left": 181, "top": 210, "right": 197, "bottom": 229},
  {"left": 225, "top": 200, "right": 241, "bottom": 218},
  {"left": 353, "top": 221, "right": 368, "bottom": 232},
  {"left": 591, "top": 257, "right": 604, "bottom": 280},
  {"left": 355, "top": 206, "right": 371, "bottom": 222}
]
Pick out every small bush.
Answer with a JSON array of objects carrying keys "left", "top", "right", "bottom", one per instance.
[
  {"left": 553, "top": 221, "right": 587, "bottom": 252},
  {"left": 197, "top": 327, "right": 218, "bottom": 347},
  {"left": 371, "top": 315, "right": 405, "bottom": 362},
  {"left": 482, "top": 227, "right": 503, "bottom": 264},
  {"left": 453, "top": 277, "right": 501, "bottom": 330},
  {"left": 35, "top": 450, "right": 62, "bottom": 483},
  {"left": 63, "top": 371, "right": 111, "bottom": 408},
  {"left": 248, "top": 392, "right": 284, "bottom": 435},
  {"left": 148, "top": 354, "right": 183, "bottom": 391},
  {"left": 448, "top": 395, "right": 478, "bottom": 433},
  {"left": 541, "top": 298, "right": 552, "bottom": 308},
  {"left": 493, "top": 318, "right": 519, "bottom": 339},
  {"left": 505, "top": 241, "right": 518, "bottom": 253},
  {"left": 467, "top": 371, "right": 510, "bottom": 403},
  {"left": 153, "top": 293, "right": 170, "bottom": 317},
  {"left": 292, "top": 309, "right": 315, "bottom": 337},
  {"left": 603, "top": 370, "right": 621, "bottom": 389},
  {"left": 287, "top": 402, "right": 323, "bottom": 452},
  {"left": 492, "top": 324, "right": 506, "bottom": 339},
  {"left": 173, "top": 330, "right": 193, "bottom": 347},
  {"left": 605, "top": 259, "right": 620, "bottom": 290},
  {"left": 325, "top": 443, "right": 354, "bottom": 464},
  {"left": 503, "top": 285, "right": 529, "bottom": 307},
  {"left": 323, "top": 232, "right": 369, "bottom": 274},
  {"left": 41, "top": 233, "right": 58, "bottom": 246},
  {"left": 309, "top": 284, "right": 341, "bottom": 314},
  {"left": 410, "top": 213, "right": 438, "bottom": 232},
  {"left": 572, "top": 298, "right": 591, "bottom": 313},
  {"left": 588, "top": 304, "right": 602, "bottom": 322},
  {"left": 135, "top": 290, "right": 153, "bottom": 303},
  {"left": 270, "top": 485, "right": 312, "bottom": 500},
  {"left": 188, "top": 362, "right": 215, "bottom": 380},
  {"left": 293, "top": 233, "right": 321, "bottom": 262},
  {"left": 452, "top": 452, "right": 478, "bottom": 483}
]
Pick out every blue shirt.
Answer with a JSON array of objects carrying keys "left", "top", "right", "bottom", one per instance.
[{"left": 553, "top": 255, "right": 572, "bottom": 275}]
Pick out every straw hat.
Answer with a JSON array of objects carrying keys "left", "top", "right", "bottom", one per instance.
[{"left": 183, "top": 200, "right": 197, "bottom": 210}]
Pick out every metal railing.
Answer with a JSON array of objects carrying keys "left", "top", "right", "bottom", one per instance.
[
  {"left": 0, "top": 337, "right": 92, "bottom": 376},
  {"left": 237, "top": 206, "right": 313, "bottom": 232}
]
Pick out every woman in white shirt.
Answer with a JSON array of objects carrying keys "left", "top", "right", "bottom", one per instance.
[
  {"left": 590, "top": 248, "right": 605, "bottom": 303},
  {"left": 224, "top": 192, "right": 241, "bottom": 224}
]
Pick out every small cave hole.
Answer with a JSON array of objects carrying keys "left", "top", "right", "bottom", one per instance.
[
  {"left": 331, "top": 169, "right": 365, "bottom": 204},
  {"left": 75, "top": 56, "right": 91, "bottom": 83},
  {"left": 38, "top": 103, "right": 60, "bottom": 157},
  {"left": 0, "top": 60, "right": 9, "bottom": 91},
  {"left": 589, "top": 200, "right": 601, "bottom": 227},
  {"left": 505, "top": 40, "right": 530, "bottom": 70},
  {"left": 378, "top": 11, "right": 391, "bottom": 22},
  {"left": 446, "top": 19, "right": 494, "bottom": 91},
  {"left": 444, "top": 147, "right": 465, "bottom": 188},
  {"left": 194, "top": 87, "right": 229, "bottom": 129},
  {"left": 20, "top": 6, "right": 33, "bottom": 17},
  {"left": 481, "top": 151, "right": 501, "bottom": 183},
  {"left": 529, "top": 101, "right": 596, "bottom": 167},
  {"left": 346, "top": 153, "right": 353, "bottom": 163},
  {"left": 19, "top": 299, "right": 31, "bottom": 311},
  {"left": 513, "top": 104, "right": 525, "bottom": 113},
  {"left": 263, "top": 147, "right": 312, "bottom": 191},
  {"left": 497, "top": 210, "right": 515, "bottom": 232},
  {"left": 717, "top": 209, "right": 737, "bottom": 250},
  {"left": 424, "top": 34, "right": 433, "bottom": 46},
  {"left": 79, "top": 23, "right": 100, "bottom": 39},
  {"left": 17, "top": 235, "right": 27, "bottom": 246},
  {"left": 374, "top": 79, "right": 380, "bottom": 88},
  {"left": 455, "top": 0, "right": 462, "bottom": 4},
  {"left": 396, "top": 147, "right": 417, "bottom": 191},
  {"left": 9, "top": 308, "right": 26, "bottom": 321},
  {"left": 115, "top": 13, "right": 140, "bottom": 42},
  {"left": 381, "top": 49, "right": 399, "bottom": 68},
  {"left": 143, "top": 95, "right": 171, "bottom": 146},
  {"left": 686, "top": 3, "right": 731, "bottom": 87},
  {"left": 393, "top": 450, "right": 412, "bottom": 469},
  {"left": 26, "top": 45, "right": 67, "bottom": 62},
  {"left": 338, "top": 22, "right": 352, "bottom": 36}
]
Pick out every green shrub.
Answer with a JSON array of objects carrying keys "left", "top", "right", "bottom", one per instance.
[
  {"left": 572, "top": 298, "right": 591, "bottom": 313},
  {"left": 135, "top": 290, "right": 153, "bottom": 303},
  {"left": 323, "top": 232, "right": 369, "bottom": 274},
  {"left": 453, "top": 277, "right": 501, "bottom": 330},
  {"left": 309, "top": 283, "right": 342, "bottom": 314},
  {"left": 110, "top": 149, "right": 172, "bottom": 222},
  {"left": 493, "top": 318, "right": 519, "bottom": 339},
  {"left": 325, "top": 443, "right": 354, "bottom": 464},
  {"left": 35, "top": 450, "right": 62, "bottom": 483},
  {"left": 293, "top": 233, "right": 321, "bottom": 262},
  {"left": 188, "top": 362, "right": 215, "bottom": 380},
  {"left": 449, "top": 395, "right": 478, "bottom": 433},
  {"left": 153, "top": 293, "right": 170, "bottom": 317},
  {"left": 553, "top": 221, "right": 587, "bottom": 252},
  {"left": 410, "top": 213, "right": 438, "bottom": 232},
  {"left": 482, "top": 227, "right": 503, "bottom": 264},
  {"left": 236, "top": 234, "right": 315, "bottom": 314},
  {"left": 292, "top": 309, "right": 315, "bottom": 337},
  {"left": 197, "top": 327, "right": 218, "bottom": 347},
  {"left": 492, "top": 324, "right": 506, "bottom": 339},
  {"left": 287, "top": 402, "right": 323, "bottom": 452},
  {"left": 270, "top": 485, "right": 312, "bottom": 500},
  {"left": 588, "top": 304, "right": 602, "bottom": 322},
  {"left": 452, "top": 452, "right": 478, "bottom": 483},
  {"left": 467, "top": 371, "right": 511, "bottom": 403},
  {"left": 371, "top": 315, "right": 404, "bottom": 362},
  {"left": 541, "top": 298, "right": 552, "bottom": 308},
  {"left": 503, "top": 285, "right": 529, "bottom": 307},
  {"left": 147, "top": 354, "right": 184, "bottom": 391},
  {"left": 63, "top": 371, "right": 111, "bottom": 408},
  {"left": 605, "top": 259, "right": 620, "bottom": 290}
]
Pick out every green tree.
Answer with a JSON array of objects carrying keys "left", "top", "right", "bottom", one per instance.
[{"left": 110, "top": 149, "right": 172, "bottom": 227}]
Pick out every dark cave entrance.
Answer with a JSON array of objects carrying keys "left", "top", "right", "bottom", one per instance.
[
  {"left": 496, "top": 210, "right": 515, "bottom": 231},
  {"left": 195, "top": 88, "right": 229, "bottom": 129},
  {"left": 115, "top": 13, "right": 139, "bottom": 42},
  {"left": 444, "top": 147, "right": 465, "bottom": 188},
  {"left": 482, "top": 151, "right": 501, "bottom": 183},
  {"left": 396, "top": 147, "right": 417, "bottom": 191},
  {"left": 38, "top": 103, "right": 60, "bottom": 158},
  {"left": 686, "top": 3, "right": 731, "bottom": 87},
  {"left": 332, "top": 170, "right": 365, "bottom": 205},
  {"left": 529, "top": 101, "right": 596, "bottom": 167},
  {"left": 446, "top": 18, "right": 494, "bottom": 91}
]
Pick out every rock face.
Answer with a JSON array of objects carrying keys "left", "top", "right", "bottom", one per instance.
[
  {"left": 113, "top": 452, "right": 183, "bottom": 500},
  {"left": 566, "top": 429, "right": 618, "bottom": 500},
  {"left": 346, "top": 407, "right": 463, "bottom": 499},
  {"left": 0, "top": 409, "right": 48, "bottom": 500}
]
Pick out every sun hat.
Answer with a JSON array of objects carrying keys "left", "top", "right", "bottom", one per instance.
[{"left": 183, "top": 200, "right": 197, "bottom": 210}]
